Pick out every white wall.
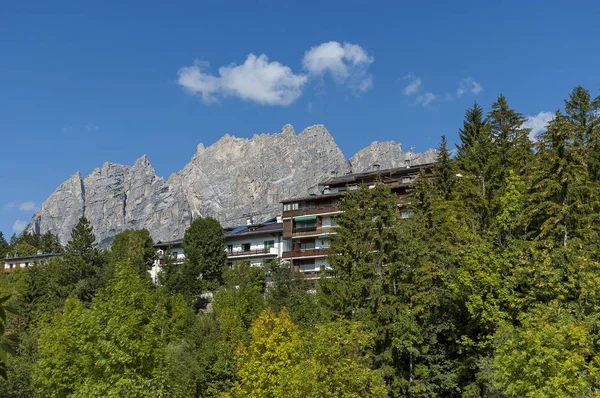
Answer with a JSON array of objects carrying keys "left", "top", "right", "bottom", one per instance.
[{"left": 226, "top": 235, "right": 282, "bottom": 257}]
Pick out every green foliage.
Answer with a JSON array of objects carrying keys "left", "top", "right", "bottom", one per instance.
[
  {"left": 493, "top": 304, "right": 597, "bottom": 397},
  {"left": 108, "top": 229, "right": 155, "bottom": 277},
  {"left": 33, "top": 260, "right": 194, "bottom": 397},
  {"left": 162, "top": 217, "right": 227, "bottom": 305},
  {"left": 4, "top": 85, "right": 600, "bottom": 397},
  {"left": 0, "top": 294, "right": 19, "bottom": 380},
  {"left": 265, "top": 259, "right": 321, "bottom": 328},
  {"left": 11, "top": 242, "right": 37, "bottom": 257},
  {"left": 232, "top": 308, "right": 387, "bottom": 398},
  {"left": 232, "top": 308, "right": 301, "bottom": 397},
  {"left": 0, "top": 232, "right": 9, "bottom": 259}
]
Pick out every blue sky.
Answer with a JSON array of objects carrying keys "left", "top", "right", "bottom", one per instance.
[{"left": 1, "top": 0, "right": 599, "bottom": 239}]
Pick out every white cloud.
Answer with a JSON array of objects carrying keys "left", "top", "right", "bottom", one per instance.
[
  {"left": 403, "top": 73, "right": 422, "bottom": 95},
  {"left": 12, "top": 220, "right": 27, "bottom": 233},
  {"left": 18, "top": 202, "right": 37, "bottom": 212},
  {"left": 178, "top": 54, "right": 308, "bottom": 106},
  {"left": 416, "top": 92, "right": 437, "bottom": 106},
  {"left": 4, "top": 201, "right": 38, "bottom": 212},
  {"left": 457, "top": 78, "right": 483, "bottom": 97},
  {"left": 302, "top": 41, "right": 374, "bottom": 93},
  {"left": 524, "top": 111, "right": 555, "bottom": 140},
  {"left": 85, "top": 123, "right": 99, "bottom": 132}
]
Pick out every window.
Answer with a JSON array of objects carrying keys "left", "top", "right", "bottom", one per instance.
[
  {"left": 300, "top": 240, "right": 316, "bottom": 250},
  {"left": 299, "top": 201, "right": 315, "bottom": 210},
  {"left": 284, "top": 202, "right": 299, "bottom": 211},
  {"left": 401, "top": 210, "right": 414, "bottom": 219},
  {"left": 264, "top": 240, "right": 275, "bottom": 250},
  {"left": 227, "top": 244, "right": 233, "bottom": 253},
  {"left": 295, "top": 220, "right": 316, "bottom": 229},
  {"left": 227, "top": 262, "right": 233, "bottom": 268},
  {"left": 298, "top": 259, "right": 316, "bottom": 272},
  {"left": 171, "top": 251, "right": 178, "bottom": 259},
  {"left": 242, "top": 243, "right": 251, "bottom": 252}
]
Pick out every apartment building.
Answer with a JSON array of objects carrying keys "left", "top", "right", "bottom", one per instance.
[{"left": 281, "top": 163, "right": 433, "bottom": 276}]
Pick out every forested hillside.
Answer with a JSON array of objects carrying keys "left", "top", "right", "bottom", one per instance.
[{"left": 1, "top": 86, "right": 600, "bottom": 397}]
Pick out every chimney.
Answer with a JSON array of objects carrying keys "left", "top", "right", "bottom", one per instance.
[
  {"left": 246, "top": 215, "right": 254, "bottom": 225},
  {"left": 329, "top": 170, "right": 337, "bottom": 177},
  {"left": 405, "top": 157, "right": 411, "bottom": 168},
  {"left": 373, "top": 163, "right": 380, "bottom": 171},
  {"left": 276, "top": 214, "right": 283, "bottom": 224},
  {"left": 37, "top": 250, "right": 42, "bottom": 255}
]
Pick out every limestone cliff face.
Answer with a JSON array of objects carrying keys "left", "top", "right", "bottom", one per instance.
[
  {"left": 349, "top": 141, "right": 437, "bottom": 172},
  {"left": 27, "top": 125, "right": 435, "bottom": 245}
]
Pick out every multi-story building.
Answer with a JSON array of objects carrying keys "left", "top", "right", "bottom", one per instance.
[
  {"left": 150, "top": 219, "right": 283, "bottom": 283},
  {"left": 281, "top": 163, "right": 433, "bottom": 277},
  {"left": 2, "top": 252, "right": 62, "bottom": 273}
]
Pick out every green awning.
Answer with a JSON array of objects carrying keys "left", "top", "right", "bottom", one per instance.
[
  {"left": 294, "top": 215, "right": 317, "bottom": 221},
  {"left": 317, "top": 233, "right": 338, "bottom": 238}
]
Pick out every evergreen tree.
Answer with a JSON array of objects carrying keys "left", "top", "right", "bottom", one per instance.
[
  {"left": 0, "top": 232, "right": 9, "bottom": 259},
  {"left": 62, "top": 217, "right": 106, "bottom": 303},
  {"left": 528, "top": 112, "right": 599, "bottom": 246},
  {"left": 487, "top": 94, "right": 533, "bottom": 178},
  {"left": 319, "top": 182, "right": 412, "bottom": 394},
  {"left": 38, "top": 231, "right": 63, "bottom": 254},
  {"left": 434, "top": 135, "right": 455, "bottom": 201},
  {"left": 455, "top": 102, "right": 495, "bottom": 233}
]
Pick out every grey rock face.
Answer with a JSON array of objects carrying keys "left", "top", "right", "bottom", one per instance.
[
  {"left": 27, "top": 125, "right": 435, "bottom": 245},
  {"left": 349, "top": 141, "right": 437, "bottom": 173}
]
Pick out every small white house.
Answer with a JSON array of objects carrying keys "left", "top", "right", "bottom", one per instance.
[
  {"left": 2, "top": 252, "right": 61, "bottom": 274},
  {"left": 149, "top": 219, "right": 284, "bottom": 284}
]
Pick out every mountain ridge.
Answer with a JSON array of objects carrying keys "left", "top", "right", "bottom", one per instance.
[{"left": 27, "top": 124, "right": 437, "bottom": 245}]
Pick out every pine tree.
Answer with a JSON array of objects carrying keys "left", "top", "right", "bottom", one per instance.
[
  {"left": 62, "top": 217, "right": 106, "bottom": 303},
  {"left": 455, "top": 102, "right": 495, "bottom": 233},
  {"left": 528, "top": 112, "right": 598, "bottom": 246},
  {"left": 38, "top": 231, "right": 63, "bottom": 254},
  {"left": 488, "top": 94, "right": 533, "bottom": 179},
  {"left": 434, "top": 135, "right": 455, "bottom": 201},
  {"left": 564, "top": 86, "right": 600, "bottom": 182},
  {"left": 0, "top": 232, "right": 8, "bottom": 259}
]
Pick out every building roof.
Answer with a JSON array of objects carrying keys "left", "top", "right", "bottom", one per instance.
[
  {"left": 281, "top": 163, "right": 434, "bottom": 204},
  {"left": 323, "top": 163, "right": 434, "bottom": 186},
  {"left": 224, "top": 221, "right": 282, "bottom": 238},
  {"left": 280, "top": 191, "right": 342, "bottom": 204},
  {"left": 154, "top": 222, "right": 284, "bottom": 248},
  {"left": 4, "top": 252, "right": 62, "bottom": 262},
  {"left": 154, "top": 239, "right": 184, "bottom": 249}
]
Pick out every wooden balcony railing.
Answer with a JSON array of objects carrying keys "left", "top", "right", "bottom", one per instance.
[
  {"left": 227, "top": 248, "right": 275, "bottom": 257},
  {"left": 282, "top": 248, "right": 330, "bottom": 259},
  {"left": 283, "top": 205, "right": 339, "bottom": 218}
]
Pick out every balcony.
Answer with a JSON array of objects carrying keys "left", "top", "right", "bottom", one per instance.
[
  {"left": 290, "top": 226, "right": 337, "bottom": 238},
  {"left": 227, "top": 248, "right": 277, "bottom": 258},
  {"left": 283, "top": 205, "right": 340, "bottom": 218},
  {"left": 282, "top": 248, "right": 330, "bottom": 259}
]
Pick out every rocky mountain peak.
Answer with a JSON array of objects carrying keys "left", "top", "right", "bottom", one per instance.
[{"left": 27, "top": 124, "right": 436, "bottom": 245}]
